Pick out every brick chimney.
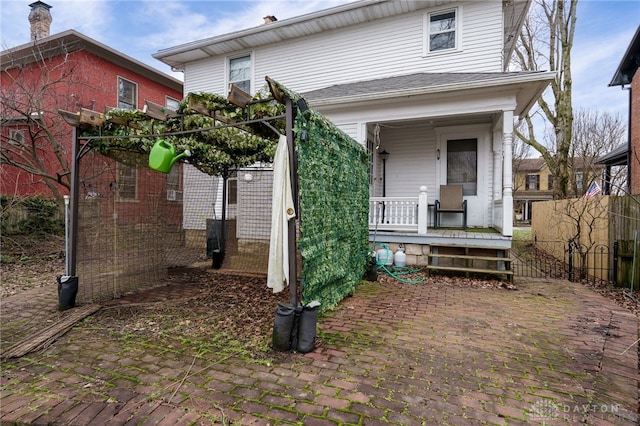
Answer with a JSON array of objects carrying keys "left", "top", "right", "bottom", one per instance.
[{"left": 29, "top": 1, "right": 52, "bottom": 41}]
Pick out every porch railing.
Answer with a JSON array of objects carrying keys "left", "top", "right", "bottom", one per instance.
[{"left": 369, "top": 186, "right": 428, "bottom": 234}]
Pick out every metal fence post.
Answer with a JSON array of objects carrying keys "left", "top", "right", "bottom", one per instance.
[
  {"left": 613, "top": 240, "right": 618, "bottom": 284},
  {"left": 568, "top": 238, "right": 574, "bottom": 282}
]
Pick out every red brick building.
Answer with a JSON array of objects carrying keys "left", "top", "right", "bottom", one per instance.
[
  {"left": 605, "top": 25, "right": 640, "bottom": 196},
  {"left": 0, "top": 1, "right": 183, "bottom": 200}
]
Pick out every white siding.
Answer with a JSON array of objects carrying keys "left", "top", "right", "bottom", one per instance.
[
  {"left": 377, "top": 122, "right": 437, "bottom": 199},
  {"left": 236, "top": 169, "right": 273, "bottom": 241},
  {"left": 183, "top": 165, "right": 219, "bottom": 230},
  {"left": 185, "top": 2, "right": 504, "bottom": 96}
]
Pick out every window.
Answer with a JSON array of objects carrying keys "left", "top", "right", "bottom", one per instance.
[
  {"left": 548, "top": 174, "right": 554, "bottom": 191},
  {"left": 118, "top": 77, "right": 137, "bottom": 110},
  {"left": 166, "top": 165, "right": 182, "bottom": 202},
  {"left": 8, "top": 129, "right": 24, "bottom": 144},
  {"left": 526, "top": 174, "right": 540, "bottom": 190},
  {"left": 229, "top": 55, "right": 251, "bottom": 94},
  {"left": 575, "top": 171, "right": 584, "bottom": 191},
  {"left": 447, "top": 138, "right": 476, "bottom": 196},
  {"left": 116, "top": 163, "right": 137, "bottom": 200},
  {"left": 166, "top": 97, "right": 180, "bottom": 112},
  {"left": 227, "top": 171, "right": 238, "bottom": 206},
  {"left": 428, "top": 9, "right": 457, "bottom": 52}
]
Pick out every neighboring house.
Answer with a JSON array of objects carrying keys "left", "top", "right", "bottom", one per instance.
[
  {"left": 154, "top": 0, "right": 554, "bottom": 264},
  {"left": 513, "top": 156, "right": 603, "bottom": 222},
  {"left": 0, "top": 2, "right": 184, "bottom": 208},
  {"left": 600, "top": 25, "right": 640, "bottom": 195},
  {"left": 513, "top": 157, "right": 552, "bottom": 223}
]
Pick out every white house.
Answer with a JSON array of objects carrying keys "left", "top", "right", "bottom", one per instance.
[{"left": 154, "top": 0, "right": 554, "bottom": 267}]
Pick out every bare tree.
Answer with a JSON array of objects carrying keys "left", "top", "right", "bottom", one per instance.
[
  {"left": 513, "top": 0, "right": 578, "bottom": 199},
  {"left": 570, "top": 108, "right": 626, "bottom": 196},
  {"left": 1, "top": 42, "right": 96, "bottom": 203}
]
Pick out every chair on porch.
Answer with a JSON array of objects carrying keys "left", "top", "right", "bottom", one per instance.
[{"left": 434, "top": 185, "right": 467, "bottom": 230}]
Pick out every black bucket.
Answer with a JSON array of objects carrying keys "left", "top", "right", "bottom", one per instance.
[
  {"left": 57, "top": 275, "right": 78, "bottom": 311},
  {"left": 272, "top": 303, "right": 296, "bottom": 351}
]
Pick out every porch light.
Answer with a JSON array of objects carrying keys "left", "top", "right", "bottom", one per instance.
[{"left": 379, "top": 149, "right": 389, "bottom": 161}]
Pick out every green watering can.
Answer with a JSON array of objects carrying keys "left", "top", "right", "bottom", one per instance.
[{"left": 148, "top": 140, "right": 191, "bottom": 173}]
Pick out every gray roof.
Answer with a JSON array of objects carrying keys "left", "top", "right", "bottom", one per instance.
[
  {"left": 302, "top": 72, "right": 544, "bottom": 100},
  {"left": 1, "top": 30, "right": 183, "bottom": 92},
  {"left": 610, "top": 25, "right": 640, "bottom": 86},
  {"left": 596, "top": 144, "right": 628, "bottom": 166}
]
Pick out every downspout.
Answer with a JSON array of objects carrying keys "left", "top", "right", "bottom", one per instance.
[{"left": 627, "top": 85, "right": 632, "bottom": 194}]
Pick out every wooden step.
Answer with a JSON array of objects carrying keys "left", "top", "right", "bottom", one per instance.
[
  {"left": 426, "top": 265, "right": 514, "bottom": 282},
  {"left": 427, "top": 253, "right": 511, "bottom": 263}
]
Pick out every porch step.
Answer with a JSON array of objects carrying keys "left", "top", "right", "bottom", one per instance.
[
  {"left": 428, "top": 254, "right": 512, "bottom": 263},
  {"left": 427, "top": 246, "right": 513, "bottom": 282},
  {"left": 426, "top": 265, "right": 513, "bottom": 278}
]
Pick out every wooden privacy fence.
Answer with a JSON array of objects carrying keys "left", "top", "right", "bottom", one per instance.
[{"left": 530, "top": 195, "right": 639, "bottom": 288}]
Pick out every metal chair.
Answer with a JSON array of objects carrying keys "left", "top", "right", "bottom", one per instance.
[{"left": 434, "top": 185, "right": 467, "bottom": 230}]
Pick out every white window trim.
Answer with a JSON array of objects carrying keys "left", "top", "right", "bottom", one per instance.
[
  {"left": 226, "top": 52, "right": 254, "bottom": 94},
  {"left": 423, "top": 6, "right": 462, "bottom": 56},
  {"left": 9, "top": 129, "right": 25, "bottom": 144},
  {"left": 166, "top": 96, "right": 180, "bottom": 111},
  {"left": 117, "top": 76, "right": 138, "bottom": 110}
]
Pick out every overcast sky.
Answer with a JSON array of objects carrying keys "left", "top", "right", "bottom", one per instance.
[{"left": 1, "top": 0, "right": 638, "bottom": 123}]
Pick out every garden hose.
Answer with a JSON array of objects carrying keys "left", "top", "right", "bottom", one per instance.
[{"left": 372, "top": 243, "right": 425, "bottom": 284}]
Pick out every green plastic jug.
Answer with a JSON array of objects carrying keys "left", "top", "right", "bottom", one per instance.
[{"left": 148, "top": 140, "right": 190, "bottom": 173}]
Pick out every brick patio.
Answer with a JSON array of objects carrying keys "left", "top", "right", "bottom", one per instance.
[{"left": 1, "top": 276, "right": 638, "bottom": 425}]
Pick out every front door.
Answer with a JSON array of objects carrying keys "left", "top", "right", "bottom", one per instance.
[{"left": 435, "top": 125, "right": 490, "bottom": 227}]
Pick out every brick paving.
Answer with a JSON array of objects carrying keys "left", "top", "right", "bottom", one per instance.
[{"left": 1, "top": 276, "right": 638, "bottom": 425}]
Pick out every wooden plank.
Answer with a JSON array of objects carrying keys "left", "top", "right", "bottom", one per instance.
[
  {"left": 1, "top": 304, "right": 101, "bottom": 360},
  {"left": 227, "top": 84, "right": 252, "bottom": 108},
  {"left": 426, "top": 265, "right": 513, "bottom": 274},
  {"left": 79, "top": 108, "right": 104, "bottom": 126},
  {"left": 143, "top": 100, "right": 177, "bottom": 121},
  {"left": 58, "top": 109, "right": 80, "bottom": 127},
  {"left": 427, "top": 254, "right": 511, "bottom": 263}
]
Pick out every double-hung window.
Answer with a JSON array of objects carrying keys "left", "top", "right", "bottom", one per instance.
[
  {"left": 229, "top": 55, "right": 251, "bottom": 94},
  {"left": 428, "top": 9, "right": 457, "bottom": 52},
  {"left": 526, "top": 174, "right": 540, "bottom": 190},
  {"left": 118, "top": 77, "right": 137, "bottom": 110}
]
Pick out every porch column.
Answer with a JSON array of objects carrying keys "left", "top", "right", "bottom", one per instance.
[
  {"left": 417, "top": 185, "right": 428, "bottom": 235},
  {"left": 502, "top": 110, "right": 514, "bottom": 237},
  {"left": 492, "top": 130, "right": 502, "bottom": 201}
]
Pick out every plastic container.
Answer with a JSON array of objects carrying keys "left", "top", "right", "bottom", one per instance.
[
  {"left": 376, "top": 247, "right": 393, "bottom": 266},
  {"left": 394, "top": 247, "right": 407, "bottom": 267}
]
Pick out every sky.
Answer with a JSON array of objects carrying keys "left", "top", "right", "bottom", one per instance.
[{"left": 1, "top": 0, "right": 638, "bottom": 122}]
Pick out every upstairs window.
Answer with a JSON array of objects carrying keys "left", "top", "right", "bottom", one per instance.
[
  {"left": 118, "top": 77, "right": 137, "bottom": 110},
  {"left": 428, "top": 9, "right": 457, "bottom": 52},
  {"left": 229, "top": 55, "right": 251, "bottom": 94},
  {"left": 526, "top": 174, "right": 540, "bottom": 190},
  {"left": 548, "top": 174, "right": 554, "bottom": 190}
]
